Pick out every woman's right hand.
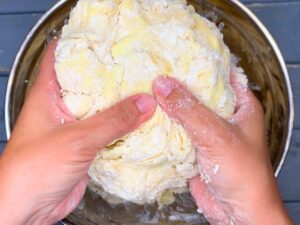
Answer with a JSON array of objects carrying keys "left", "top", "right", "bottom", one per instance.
[
  {"left": 153, "top": 75, "right": 293, "bottom": 225},
  {"left": 0, "top": 41, "right": 157, "bottom": 225}
]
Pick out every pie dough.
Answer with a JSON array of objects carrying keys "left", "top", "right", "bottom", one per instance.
[{"left": 55, "top": 0, "right": 239, "bottom": 204}]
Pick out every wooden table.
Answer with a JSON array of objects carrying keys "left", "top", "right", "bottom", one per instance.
[{"left": 0, "top": 0, "right": 299, "bottom": 223}]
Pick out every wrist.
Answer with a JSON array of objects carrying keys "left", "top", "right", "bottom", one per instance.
[
  {"left": 0, "top": 180, "right": 47, "bottom": 225},
  {"left": 0, "top": 157, "right": 38, "bottom": 225},
  {"left": 0, "top": 184, "right": 28, "bottom": 225},
  {"left": 240, "top": 200, "right": 292, "bottom": 225},
  {"left": 0, "top": 155, "right": 56, "bottom": 225},
  {"left": 235, "top": 177, "right": 292, "bottom": 224},
  {"left": 224, "top": 163, "right": 293, "bottom": 225}
]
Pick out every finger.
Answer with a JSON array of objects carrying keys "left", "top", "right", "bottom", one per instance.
[
  {"left": 153, "top": 76, "right": 231, "bottom": 148},
  {"left": 230, "top": 71, "right": 265, "bottom": 139},
  {"left": 62, "top": 94, "right": 156, "bottom": 156},
  {"left": 20, "top": 39, "right": 74, "bottom": 129}
]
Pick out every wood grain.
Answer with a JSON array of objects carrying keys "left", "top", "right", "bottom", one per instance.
[
  {"left": 1, "top": 2, "right": 300, "bottom": 71},
  {"left": 285, "top": 202, "right": 300, "bottom": 224},
  {"left": 0, "top": 64, "right": 298, "bottom": 140},
  {"left": 0, "top": 13, "right": 42, "bottom": 72},
  {"left": 247, "top": 2, "right": 300, "bottom": 63},
  {"left": 0, "top": 0, "right": 57, "bottom": 13},
  {"left": 0, "top": 0, "right": 299, "bottom": 223},
  {"left": 0, "top": 68, "right": 299, "bottom": 202},
  {"left": 0, "top": 131, "right": 299, "bottom": 203},
  {"left": 288, "top": 64, "right": 300, "bottom": 129},
  {"left": 278, "top": 130, "right": 300, "bottom": 201},
  {"left": 0, "top": 76, "right": 8, "bottom": 141},
  {"left": 0, "top": 0, "right": 291, "bottom": 13}
]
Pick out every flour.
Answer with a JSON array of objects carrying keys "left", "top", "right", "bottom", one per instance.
[{"left": 55, "top": 0, "right": 246, "bottom": 204}]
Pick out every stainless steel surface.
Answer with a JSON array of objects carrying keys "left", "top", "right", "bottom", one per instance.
[
  {"left": 5, "top": 0, "right": 294, "bottom": 224},
  {"left": 227, "top": 0, "right": 294, "bottom": 178}
]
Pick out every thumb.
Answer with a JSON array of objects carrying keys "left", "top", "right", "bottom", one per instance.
[
  {"left": 153, "top": 76, "right": 232, "bottom": 148},
  {"left": 59, "top": 94, "right": 156, "bottom": 158},
  {"left": 229, "top": 70, "right": 265, "bottom": 141}
]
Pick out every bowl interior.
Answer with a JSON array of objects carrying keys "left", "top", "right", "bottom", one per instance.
[{"left": 6, "top": 0, "right": 292, "bottom": 224}]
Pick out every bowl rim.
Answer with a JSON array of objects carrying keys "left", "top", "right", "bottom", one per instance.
[
  {"left": 5, "top": 0, "right": 294, "bottom": 177},
  {"left": 230, "top": 0, "right": 294, "bottom": 177}
]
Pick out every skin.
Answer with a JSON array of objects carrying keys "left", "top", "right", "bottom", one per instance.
[
  {"left": 0, "top": 42, "right": 156, "bottom": 225},
  {"left": 0, "top": 42, "right": 293, "bottom": 225},
  {"left": 153, "top": 76, "right": 293, "bottom": 225}
]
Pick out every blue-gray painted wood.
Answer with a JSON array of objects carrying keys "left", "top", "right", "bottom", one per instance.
[
  {"left": 288, "top": 64, "right": 300, "bottom": 129},
  {"left": 0, "top": 141, "right": 6, "bottom": 155},
  {"left": 1, "top": 3, "right": 300, "bottom": 71},
  {"left": 0, "top": 76, "right": 8, "bottom": 141},
  {"left": 0, "top": 130, "right": 299, "bottom": 202},
  {"left": 247, "top": 2, "right": 300, "bottom": 63},
  {"left": 278, "top": 130, "right": 300, "bottom": 201},
  {"left": 0, "top": 0, "right": 290, "bottom": 13},
  {"left": 0, "top": 0, "right": 57, "bottom": 13},
  {"left": 0, "top": 70, "right": 299, "bottom": 202},
  {"left": 242, "top": 0, "right": 291, "bottom": 2},
  {"left": 0, "top": 0, "right": 300, "bottom": 223},
  {"left": 0, "top": 64, "right": 298, "bottom": 141},
  {"left": 285, "top": 202, "right": 300, "bottom": 224},
  {"left": 0, "top": 13, "right": 42, "bottom": 72}
]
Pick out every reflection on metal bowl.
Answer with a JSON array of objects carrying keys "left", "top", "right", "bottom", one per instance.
[{"left": 5, "top": 0, "right": 294, "bottom": 224}]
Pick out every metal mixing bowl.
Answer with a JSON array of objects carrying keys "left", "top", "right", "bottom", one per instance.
[{"left": 5, "top": 0, "right": 294, "bottom": 224}]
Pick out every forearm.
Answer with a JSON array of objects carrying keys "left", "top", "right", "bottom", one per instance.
[
  {"left": 0, "top": 202, "right": 28, "bottom": 225},
  {"left": 235, "top": 176, "right": 293, "bottom": 225},
  {"left": 0, "top": 150, "right": 68, "bottom": 225},
  {"left": 0, "top": 207, "right": 48, "bottom": 225}
]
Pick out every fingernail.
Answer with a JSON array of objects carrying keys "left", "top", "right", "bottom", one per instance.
[
  {"left": 135, "top": 95, "right": 156, "bottom": 114},
  {"left": 154, "top": 77, "right": 175, "bottom": 98}
]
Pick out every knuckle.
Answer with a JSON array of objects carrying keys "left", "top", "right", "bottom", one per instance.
[
  {"left": 166, "top": 88, "right": 198, "bottom": 114},
  {"left": 215, "top": 122, "right": 237, "bottom": 145}
]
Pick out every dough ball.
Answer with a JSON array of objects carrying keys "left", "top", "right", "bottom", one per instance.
[{"left": 55, "top": 0, "right": 242, "bottom": 204}]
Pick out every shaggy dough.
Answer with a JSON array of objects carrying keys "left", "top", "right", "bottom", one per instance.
[{"left": 55, "top": 0, "right": 239, "bottom": 204}]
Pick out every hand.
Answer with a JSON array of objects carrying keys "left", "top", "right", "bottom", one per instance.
[
  {"left": 0, "top": 41, "right": 156, "bottom": 225},
  {"left": 153, "top": 75, "right": 293, "bottom": 225}
]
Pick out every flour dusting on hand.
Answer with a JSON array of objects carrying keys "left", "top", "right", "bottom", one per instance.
[{"left": 55, "top": 0, "right": 246, "bottom": 205}]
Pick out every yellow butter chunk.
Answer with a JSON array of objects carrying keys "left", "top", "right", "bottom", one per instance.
[
  {"left": 111, "top": 36, "right": 136, "bottom": 57},
  {"left": 55, "top": 0, "right": 246, "bottom": 205}
]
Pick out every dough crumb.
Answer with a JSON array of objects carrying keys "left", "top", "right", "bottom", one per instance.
[{"left": 55, "top": 0, "right": 247, "bottom": 205}]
